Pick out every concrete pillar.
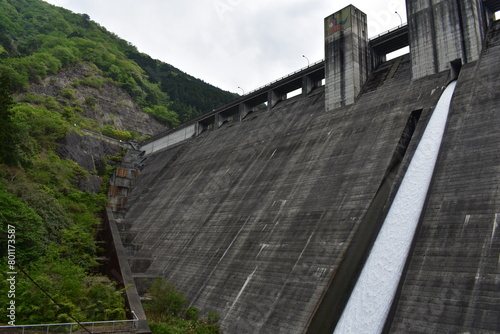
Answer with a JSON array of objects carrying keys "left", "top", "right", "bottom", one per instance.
[
  {"left": 324, "top": 5, "right": 370, "bottom": 111},
  {"left": 302, "top": 75, "right": 315, "bottom": 96},
  {"left": 239, "top": 102, "right": 251, "bottom": 120},
  {"left": 195, "top": 122, "right": 202, "bottom": 136},
  {"left": 215, "top": 113, "right": 225, "bottom": 129},
  {"left": 408, "top": 0, "right": 491, "bottom": 80},
  {"left": 268, "top": 89, "right": 286, "bottom": 110},
  {"left": 195, "top": 121, "right": 208, "bottom": 136},
  {"left": 196, "top": 120, "right": 213, "bottom": 134}
]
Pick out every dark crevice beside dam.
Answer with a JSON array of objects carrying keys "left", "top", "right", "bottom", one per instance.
[{"left": 107, "top": 1, "right": 500, "bottom": 333}]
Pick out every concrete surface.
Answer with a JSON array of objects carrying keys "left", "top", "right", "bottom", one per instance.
[
  {"left": 120, "top": 54, "right": 450, "bottom": 333},
  {"left": 386, "top": 20, "right": 500, "bottom": 333},
  {"left": 111, "top": 3, "right": 499, "bottom": 333}
]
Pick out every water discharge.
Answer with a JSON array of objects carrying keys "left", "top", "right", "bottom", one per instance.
[{"left": 333, "top": 81, "right": 458, "bottom": 334}]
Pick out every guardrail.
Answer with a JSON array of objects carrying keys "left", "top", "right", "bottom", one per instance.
[
  {"left": 141, "top": 23, "right": 407, "bottom": 149},
  {"left": 243, "top": 59, "right": 324, "bottom": 96},
  {"left": 0, "top": 312, "right": 138, "bottom": 334},
  {"left": 370, "top": 23, "right": 408, "bottom": 40},
  {"left": 140, "top": 59, "right": 326, "bottom": 147}
]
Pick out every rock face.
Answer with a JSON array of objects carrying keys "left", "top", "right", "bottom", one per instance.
[
  {"left": 57, "top": 131, "right": 123, "bottom": 193},
  {"left": 116, "top": 20, "right": 500, "bottom": 334},
  {"left": 28, "top": 62, "right": 166, "bottom": 137},
  {"left": 27, "top": 61, "right": 166, "bottom": 193}
]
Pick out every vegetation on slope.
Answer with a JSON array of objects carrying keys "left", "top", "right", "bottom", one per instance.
[
  {"left": 0, "top": 72, "right": 125, "bottom": 324},
  {"left": 0, "top": 0, "right": 232, "bottom": 327},
  {"left": 144, "top": 278, "right": 221, "bottom": 334},
  {"left": 0, "top": 0, "right": 236, "bottom": 125}
]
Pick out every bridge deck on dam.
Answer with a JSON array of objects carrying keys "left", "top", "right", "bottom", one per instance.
[
  {"left": 120, "top": 53, "right": 454, "bottom": 333},
  {"left": 140, "top": 25, "right": 414, "bottom": 156}
]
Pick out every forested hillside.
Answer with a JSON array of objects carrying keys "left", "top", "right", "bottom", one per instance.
[
  {"left": 0, "top": 0, "right": 236, "bottom": 124},
  {"left": 0, "top": 0, "right": 232, "bottom": 326}
]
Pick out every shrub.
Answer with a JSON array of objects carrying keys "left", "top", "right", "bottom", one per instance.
[
  {"left": 62, "top": 107, "right": 75, "bottom": 119},
  {"left": 0, "top": 186, "right": 46, "bottom": 263},
  {"left": 205, "top": 310, "right": 220, "bottom": 325},
  {"left": 144, "top": 278, "right": 187, "bottom": 322},
  {"left": 60, "top": 88, "right": 76, "bottom": 100},
  {"left": 18, "top": 93, "right": 46, "bottom": 104},
  {"left": 102, "top": 125, "right": 133, "bottom": 140},
  {"left": 184, "top": 306, "right": 199, "bottom": 321},
  {"left": 11, "top": 104, "right": 68, "bottom": 149},
  {"left": 7, "top": 180, "right": 71, "bottom": 243},
  {"left": 143, "top": 105, "right": 180, "bottom": 127},
  {"left": 42, "top": 96, "right": 61, "bottom": 111},
  {"left": 0, "top": 71, "right": 19, "bottom": 166},
  {"left": 80, "top": 75, "right": 104, "bottom": 88},
  {"left": 149, "top": 323, "right": 175, "bottom": 334},
  {"left": 76, "top": 117, "right": 100, "bottom": 133},
  {"left": 84, "top": 96, "right": 97, "bottom": 108},
  {"left": 144, "top": 278, "right": 221, "bottom": 334},
  {"left": 49, "top": 45, "right": 77, "bottom": 67}
]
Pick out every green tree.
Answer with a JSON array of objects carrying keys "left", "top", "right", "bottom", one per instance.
[
  {"left": 145, "top": 278, "right": 187, "bottom": 322},
  {"left": 15, "top": 259, "right": 86, "bottom": 324},
  {"left": 7, "top": 180, "right": 72, "bottom": 243},
  {"left": 0, "top": 187, "right": 46, "bottom": 263},
  {"left": 11, "top": 105, "right": 68, "bottom": 150},
  {"left": 143, "top": 278, "right": 221, "bottom": 334},
  {"left": 144, "top": 105, "right": 180, "bottom": 127},
  {"left": 84, "top": 278, "right": 126, "bottom": 321},
  {"left": 0, "top": 72, "right": 18, "bottom": 165},
  {"left": 0, "top": 45, "right": 7, "bottom": 57}
]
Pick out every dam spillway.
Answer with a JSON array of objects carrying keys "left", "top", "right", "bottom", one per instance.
[
  {"left": 109, "top": 2, "right": 500, "bottom": 333},
  {"left": 334, "top": 81, "right": 458, "bottom": 334}
]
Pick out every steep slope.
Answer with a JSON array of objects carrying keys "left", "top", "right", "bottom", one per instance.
[
  {"left": 0, "top": 0, "right": 235, "bottom": 125},
  {"left": 0, "top": 0, "right": 232, "bottom": 325},
  {"left": 25, "top": 62, "right": 165, "bottom": 137},
  {"left": 0, "top": 0, "right": 240, "bottom": 197}
]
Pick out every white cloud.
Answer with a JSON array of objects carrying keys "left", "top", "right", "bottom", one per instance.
[{"left": 43, "top": 0, "right": 406, "bottom": 94}]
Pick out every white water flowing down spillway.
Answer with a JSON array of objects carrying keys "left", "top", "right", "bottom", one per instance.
[{"left": 333, "top": 81, "right": 458, "bottom": 334}]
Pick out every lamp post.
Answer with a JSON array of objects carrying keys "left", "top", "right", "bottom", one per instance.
[
  {"left": 395, "top": 11, "right": 403, "bottom": 26},
  {"left": 302, "top": 55, "right": 310, "bottom": 67},
  {"left": 238, "top": 86, "right": 244, "bottom": 95}
]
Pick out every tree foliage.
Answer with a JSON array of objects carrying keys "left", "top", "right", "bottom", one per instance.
[
  {"left": 0, "top": 72, "right": 18, "bottom": 165},
  {"left": 0, "top": 187, "right": 45, "bottom": 263},
  {"left": 0, "top": 67, "right": 124, "bottom": 324},
  {"left": 0, "top": 258, "right": 125, "bottom": 324},
  {"left": 144, "top": 278, "right": 221, "bottom": 334},
  {"left": 0, "top": 0, "right": 236, "bottom": 326},
  {"left": 143, "top": 105, "right": 180, "bottom": 127},
  {"left": 0, "top": 0, "right": 236, "bottom": 126}
]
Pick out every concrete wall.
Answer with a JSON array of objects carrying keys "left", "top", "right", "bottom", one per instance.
[
  {"left": 103, "top": 207, "right": 150, "bottom": 333},
  {"left": 387, "top": 20, "right": 500, "bottom": 333},
  {"left": 121, "top": 53, "right": 454, "bottom": 333},
  {"left": 325, "top": 6, "right": 372, "bottom": 110},
  {"left": 141, "top": 124, "right": 196, "bottom": 155},
  {"left": 408, "top": 0, "right": 490, "bottom": 79},
  {"left": 115, "top": 3, "right": 500, "bottom": 333}
]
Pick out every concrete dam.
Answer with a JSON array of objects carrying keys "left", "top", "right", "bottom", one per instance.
[{"left": 107, "top": 1, "right": 500, "bottom": 333}]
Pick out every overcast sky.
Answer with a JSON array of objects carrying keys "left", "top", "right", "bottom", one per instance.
[{"left": 42, "top": 0, "right": 407, "bottom": 94}]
